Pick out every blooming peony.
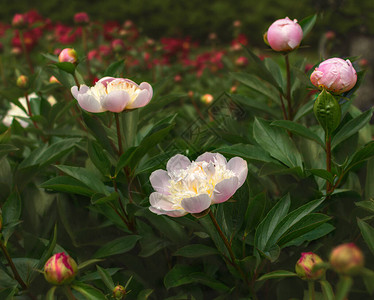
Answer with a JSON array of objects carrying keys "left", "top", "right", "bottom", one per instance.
[
  {"left": 266, "top": 17, "right": 303, "bottom": 52},
  {"left": 310, "top": 58, "right": 357, "bottom": 94},
  {"left": 71, "top": 77, "right": 153, "bottom": 113},
  {"left": 149, "top": 153, "right": 248, "bottom": 217}
]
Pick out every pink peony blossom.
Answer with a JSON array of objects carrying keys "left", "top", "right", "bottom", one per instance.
[
  {"left": 149, "top": 153, "right": 248, "bottom": 217},
  {"left": 266, "top": 17, "right": 303, "bottom": 52},
  {"left": 71, "top": 77, "right": 153, "bottom": 113},
  {"left": 74, "top": 12, "right": 89, "bottom": 25},
  {"left": 310, "top": 58, "right": 357, "bottom": 94}
]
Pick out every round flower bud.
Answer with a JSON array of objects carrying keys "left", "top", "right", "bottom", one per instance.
[
  {"left": 330, "top": 243, "right": 364, "bottom": 275},
  {"left": 111, "top": 39, "right": 125, "bottom": 53},
  {"left": 74, "top": 12, "right": 90, "bottom": 25},
  {"left": 44, "top": 252, "right": 78, "bottom": 285},
  {"left": 235, "top": 56, "right": 248, "bottom": 67},
  {"left": 266, "top": 17, "right": 303, "bottom": 52},
  {"left": 58, "top": 48, "right": 78, "bottom": 64},
  {"left": 12, "top": 14, "right": 26, "bottom": 29},
  {"left": 295, "top": 252, "right": 325, "bottom": 280},
  {"left": 201, "top": 94, "right": 214, "bottom": 104},
  {"left": 310, "top": 58, "right": 357, "bottom": 94},
  {"left": 16, "top": 75, "right": 29, "bottom": 89},
  {"left": 113, "top": 285, "right": 126, "bottom": 299},
  {"left": 49, "top": 76, "right": 60, "bottom": 84}
]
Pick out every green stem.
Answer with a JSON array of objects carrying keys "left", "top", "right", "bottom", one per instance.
[
  {"left": 326, "top": 134, "right": 332, "bottom": 194},
  {"left": 279, "top": 92, "right": 288, "bottom": 120},
  {"left": 285, "top": 54, "right": 293, "bottom": 120},
  {"left": 115, "top": 113, "right": 123, "bottom": 156},
  {"left": 0, "top": 239, "right": 28, "bottom": 290},
  {"left": 25, "top": 93, "right": 40, "bottom": 130},
  {"left": 0, "top": 55, "right": 7, "bottom": 86},
  {"left": 64, "top": 286, "right": 77, "bottom": 300},
  {"left": 308, "top": 281, "right": 315, "bottom": 300},
  {"left": 18, "top": 30, "right": 34, "bottom": 73}
]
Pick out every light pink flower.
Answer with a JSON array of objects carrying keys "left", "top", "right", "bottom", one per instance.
[
  {"left": 267, "top": 17, "right": 303, "bottom": 52},
  {"left": 310, "top": 58, "right": 357, "bottom": 94},
  {"left": 149, "top": 153, "right": 248, "bottom": 217},
  {"left": 71, "top": 77, "right": 153, "bottom": 113}
]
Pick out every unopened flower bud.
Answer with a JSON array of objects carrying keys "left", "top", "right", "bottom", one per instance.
[
  {"left": 230, "top": 85, "right": 237, "bottom": 94},
  {"left": 295, "top": 252, "right": 325, "bottom": 280},
  {"left": 235, "top": 56, "right": 248, "bottom": 67},
  {"left": 330, "top": 243, "right": 364, "bottom": 275},
  {"left": 233, "top": 20, "right": 242, "bottom": 28},
  {"left": 266, "top": 17, "right": 303, "bottom": 52},
  {"left": 201, "top": 94, "right": 214, "bottom": 104},
  {"left": 174, "top": 74, "right": 182, "bottom": 82},
  {"left": 49, "top": 76, "right": 60, "bottom": 84},
  {"left": 12, "top": 14, "right": 26, "bottom": 29},
  {"left": 111, "top": 39, "right": 125, "bottom": 53},
  {"left": 188, "top": 91, "right": 194, "bottom": 98},
  {"left": 113, "top": 285, "right": 126, "bottom": 299},
  {"left": 11, "top": 47, "right": 22, "bottom": 56},
  {"left": 58, "top": 48, "right": 78, "bottom": 64},
  {"left": 310, "top": 58, "right": 357, "bottom": 94},
  {"left": 74, "top": 12, "right": 89, "bottom": 25},
  {"left": 16, "top": 75, "right": 29, "bottom": 89},
  {"left": 44, "top": 252, "right": 78, "bottom": 285},
  {"left": 325, "top": 31, "right": 336, "bottom": 40}
]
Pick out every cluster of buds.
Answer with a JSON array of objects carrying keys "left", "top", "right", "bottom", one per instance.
[{"left": 44, "top": 252, "right": 78, "bottom": 285}]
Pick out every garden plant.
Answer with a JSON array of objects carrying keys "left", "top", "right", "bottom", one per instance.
[{"left": 0, "top": 9, "right": 373, "bottom": 300}]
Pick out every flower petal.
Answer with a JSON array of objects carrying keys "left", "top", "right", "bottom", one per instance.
[
  {"left": 102, "top": 90, "right": 130, "bottom": 113},
  {"left": 139, "top": 82, "right": 153, "bottom": 99},
  {"left": 212, "top": 177, "right": 239, "bottom": 203},
  {"left": 196, "top": 152, "right": 227, "bottom": 165},
  {"left": 71, "top": 85, "right": 89, "bottom": 99},
  {"left": 77, "top": 93, "right": 105, "bottom": 113},
  {"left": 181, "top": 194, "right": 211, "bottom": 213},
  {"left": 166, "top": 154, "right": 191, "bottom": 174},
  {"left": 98, "top": 76, "right": 115, "bottom": 87},
  {"left": 149, "top": 206, "right": 186, "bottom": 217},
  {"left": 126, "top": 89, "right": 151, "bottom": 109},
  {"left": 227, "top": 157, "right": 248, "bottom": 187},
  {"left": 149, "top": 192, "right": 174, "bottom": 210},
  {"left": 149, "top": 169, "right": 171, "bottom": 195}
]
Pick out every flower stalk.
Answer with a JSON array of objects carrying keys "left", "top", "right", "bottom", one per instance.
[
  {"left": 115, "top": 113, "right": 123, "bottom": 155},
  {"left": 308, "top": 281, "right": 316, "bottom": 300},
  {"left": 326, "top": 134, "right": 332, "bottom": 194},
  {"left": 285, "top": 54, "right": 293, "bottom": 120}
]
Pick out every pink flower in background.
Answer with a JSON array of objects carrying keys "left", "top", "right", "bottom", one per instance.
[
  {"left": 310, "top": 58, "right": 357, "bottom": 94},
  {"left": 74, "top": 12, "right": 90, "bottom": 25},
  {"left": 266, "top": 17, "right": 303, "bottom": 52},
  {"left": 44, "top": 252, "right": 78, "bottom": 285},
  {"left": 71, "top": 77, "right": 153, "bottom": 113},
  {"left": 149, "top": 153, "right": 248, "bottom": 217}
]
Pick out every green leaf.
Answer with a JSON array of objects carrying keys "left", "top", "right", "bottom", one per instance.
[
  {"left": 137, "top": 289, "right": 154, "bottom": 300},
  {"left": 344, "top": 141, "right": 374, "bottom": 173},
  {"left": 254, "top": 194, "right": 290, "bottom": 252},
  {"left": 332, "top": 108, "right": 373, "bottom": 149},
  {"left": 293, "top": 100, "right": 314, "bottom": 121},
  {"left": 42, "top": 53, "right": 59, "bottom": 63},
  {"left": 271, "top": 120, "right": 324, "bottom": 147},
  {"left": 0, "top": 144, "right": 19, "bottom": 160},
  {"left": 55, "top": 62, "right": 76, "bottom": 74},
  {"left": 357, "top": 219, "right": 374, "bottom": 256},
  {"left": 173, "top": 244, "right": 220, "bottom": 258},
  {"left": 229, "top": 94, "right": 279, "bottom": 117},
  {"left": 257, "top": 270, "right": 297, "bottom": 281},
  {"left": 103, "top": 60, "right": 125, "bottom": 77},
  {"left": 253, "top": 118, "right": 303, "bottom": 171},
  {"left": 88, "top": 140, "right": 112, "bottom": 177},
  {"left": 72, "top": 281, "right": 107, "bottom": 300},
  {"left": 356, "top": 200, "right": 374, "bottom": 214},
  {"left": 265, "top": 198, "right": 325, "bottom": 250},
  {"left": 335, "top": 276, "right": 353, "bottom": 300},
  {"left": 78, "top": 259, "right": 104, "bottom": 270},
  {"left": 307, "top": 169, "right": 334, "bottom": 184},
  {"left": 46, "top": 286, "right": 57, "bottom": 300},
  {"left": 40, "top": 176, "right": 96, "bottom": 197},
  {"left": 361, "top": 268, "right": 374, "bottom": 295},
  {"left": 93, "top": 235, "right": 141, "bottom": 258},
  {"left": 299, "top": 14, "right": 317, "bottom": 37},
  {"left": 55, "top": 165, "right": 109, "bottom": 195},
  {"left": 2, "top": 192, "right": 21, "bottom": 226},
  {"left": 313, "top": 89, "right": 341, "bottom": 136},
  {"left": 230, "top": 72, "right": 280, "bottom": 103},
  {"left": 91, "top": 192, "right": 118, "bottom": 205},
  {"left": 365, "top": 158, "right": 374, "bottom": 201},
  {"left": 320, "top": 280, "right": 335, "bottom": 300},
  {"left": 96, "top": 265, "right": 115, "bottom": 290},
  {"left": 244, "top": 192, "right": 268, "bottom": 234}
]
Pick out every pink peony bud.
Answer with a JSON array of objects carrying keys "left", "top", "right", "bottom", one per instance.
[
  {"left": 330, "top": 243, "right": 364, "bottom": 275},
  {"left": 58, "top": 48, "right": 78, "bottom": 64},
  {"left": 113, "top": 285, "right": 127, "bottom": 299},
  {"left": 16, "top": 75, "right": 29, "bottom": 89},
  {"left": 201, "top": 94, "right": 214, "bottom": 104},
  {"left": 295, "top": 252, "right": 325, "bottom": 280},
  {"left": 74, "top": 12, "right": 90, "bottom": 25},
  {"left": 111, "top": 39, "right": 125, "bottom": 53},
  {"left": 12, "top": 14, "right": 26, "bottom": 29},
  {"left": 235, "top": 56, "right": 248, "bottom": 67},
  {"left": 49, "top": 76, "right": 60, "bottom": 84},
  {"left": 44, "top": 252, "right": 78, "bottom": 285},
  {"left": 174, "top": 74, "right": 182, "bottom": 82},
  {"left": 310, "top": 58, "right": 357, "bottom": 94},
  {"left": 266, "top": 17, "right": 303, "bottom": 52}
]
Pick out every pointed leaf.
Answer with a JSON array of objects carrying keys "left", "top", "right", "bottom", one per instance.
[
  {"left": 173, "top": 244, "right": 219, "bottom": 258},
  {"left": 93, "top": 235, "right": 141, "bottom": 258},
  {"left": 357, "top": 218, "right": 374, "bottom": 256},
  {"left": 96, "top": 265, "right": 115, "bottom": 290},
  {"left": 257, "top": 270, "right": 297, "bottom": 281},
  {"left": 299, "top": 14, "right": 317, "bottom": 37},
  {"left": 72, "top": 281, "right": 106, "bottom": 300}
]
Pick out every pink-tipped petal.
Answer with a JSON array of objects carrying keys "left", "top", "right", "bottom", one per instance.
[
  {"left": 212, "top": 177, "right": 239, "bottom": 203},
  {"left": 150, "top": 169, "right": 171, "bottom": 195},
  {"left": 166, "top": 154, "right": 191, "bottom": 174},
  {"left": 181, "top": 194, "right": 211, "bottom": 213},
  {"left": 102, "top": 90, "right": 130, "bottom": 113},
  {"left": 227, "top": 157, "right": 248, "bottom": 187},
  {"left": 77, "top": 93, "right": 104, "bottom": 113},
  {"left": 98, "top": 76, "right": 115, "bottom": 87},
  {"left": 126, "top": 89, "right": 151, "bottom": 109},
  {"left": 196, "top": 152, "right": 227, "bottom": 165}
]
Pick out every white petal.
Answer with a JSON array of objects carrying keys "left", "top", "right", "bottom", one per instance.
[
  {"left": 181, "top": 194, "right": 211, "bottom": 213},
  {"left": 139, "top": 82, "right": 153, "bottom": 99},
  {"left": 227, "top": 157, "right": 248, "bottom": 187},
  {"left": 196, "top": 152, "right": 227, "bottom": 165},
  {"left": 149, "top": 192, "right": 174, "bottom": 210},
  {"left": 77, "top": 93, "right": 105, "bottom": 113},
  {"left": 126, "top": 89, "right": 151, "bottom": 109},
  {"left": 166, "top": 154, "right": 191, "bottom": 174},
  {"left": 150, "top": 170, "right": 171, "bottom": 195},
  {"left": 212, "top": 177, "right": 238, "bottom": 203},
  {"left": 101, "top": 90, "right": 130, "bottom": 113},
  {"left": 149, "top": 206, "right": 186, "bottom": 217}
]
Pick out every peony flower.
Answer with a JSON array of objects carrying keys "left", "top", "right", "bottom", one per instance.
[
  {"left": 329, "top": 243, "right": 364, "bottom": 275},
  {"left": 295, "top": 252, "right": 325, "bottom": 280},
  {"left": 71, "top": 77, "right": 153, "bottom": 113},
  {"left": 149, "top": 153, "right": 248, "bottom": 217},
  {"left": 74, "top": 12, "right": 89, "bottom": 25},
  {"left": 58, "top": 48, "right": 78, "bottom": 63},
  {"left": 266, "top": 17, "right": 303, "bottom": 52},
  {"left": 310, "top": 58, "right": 357, "bottom": 94},
  {"left": 44, "top": 252, "right": 78, "bottom": 285},
  {"left": 12, "top": 14, "right": 26, "bottom": 29}
]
